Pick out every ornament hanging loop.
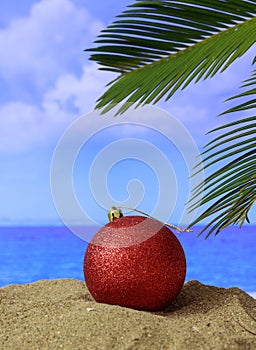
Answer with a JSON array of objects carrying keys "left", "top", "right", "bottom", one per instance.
[{"left": 107, "top": 206, "right": 192, "bottom": 233}]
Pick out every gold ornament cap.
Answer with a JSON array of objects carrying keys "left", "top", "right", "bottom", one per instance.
[{"left": 108, "top": 206, "right": 124, "bottom": 222}]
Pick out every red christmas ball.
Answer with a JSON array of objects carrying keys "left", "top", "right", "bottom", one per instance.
[{"left": 83, "top": 215, "right": 186, "bottom": 311}]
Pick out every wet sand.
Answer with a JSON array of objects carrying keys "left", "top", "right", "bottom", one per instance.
[{"left": 1, "top": 279, "right": 256, "bottom": 349}]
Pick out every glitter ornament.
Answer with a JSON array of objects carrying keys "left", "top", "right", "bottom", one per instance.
[{"left": 83, "top": 208, "right": 186, "bottom": 311}]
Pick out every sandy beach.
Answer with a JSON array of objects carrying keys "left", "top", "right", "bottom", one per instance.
[{"left": 1, "top": 279, "right": 256, "bottom": 349}]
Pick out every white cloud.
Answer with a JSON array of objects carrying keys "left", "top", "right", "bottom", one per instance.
[
  {"left": 45, "top": 63, "right": 116, "bottom": 113},
  {"left": 0, "top": 0, "right": 115, "bottom": 154},
  {"left": 0, "top": 100, "right": 70, "bottom": 153},
  {"left": 0, "top": 0, "right": 103, "bottom": 91},
  {"left": 0, "top": 63, "right": 116, "bottom": 154}
]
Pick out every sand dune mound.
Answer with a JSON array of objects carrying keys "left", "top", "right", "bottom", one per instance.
[{"left": 1, "top": 279, "right": 256, "bottom": 349}]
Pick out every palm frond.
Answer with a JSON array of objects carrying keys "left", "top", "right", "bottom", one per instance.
[
  {"left": 188, "top": 70, "right": 256, "bottom": 237},
  {"left": 86, "top": 1, "right": 256, "bottom": 237},
  {"left": 86, "top": 0, "right": 256, "bottom": 114}
]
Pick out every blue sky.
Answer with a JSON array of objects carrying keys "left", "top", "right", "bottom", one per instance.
[{"left": 0, "top": 0, "right": 255, "bottom": 227}]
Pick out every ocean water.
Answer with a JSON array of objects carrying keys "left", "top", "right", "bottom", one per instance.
[{"left": 0, "top": 225, "right": 255, "bottom": 293}]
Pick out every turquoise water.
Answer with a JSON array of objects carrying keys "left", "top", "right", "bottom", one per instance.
[{"left": 0, "top": 225, "right": 255, "bottom": 292}]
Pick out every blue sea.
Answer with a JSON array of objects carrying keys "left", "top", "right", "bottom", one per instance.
[{"left": 0, "top": 225, "right": 255, "bottom": 293}]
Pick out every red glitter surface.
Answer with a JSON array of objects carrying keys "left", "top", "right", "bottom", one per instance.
[{"left": 83, "top": 216, "right": 186, "bottom": 311}]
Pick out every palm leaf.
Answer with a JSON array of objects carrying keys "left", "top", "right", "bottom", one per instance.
[
  {"left": 86, "top": 1, "right": 256, "bottom": 236},
  {"left": 86, "top": 0, "right": 256, "bottom": 114},
  {"left": 188, "top": 70, "right": 256, "bottom": 237}
]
